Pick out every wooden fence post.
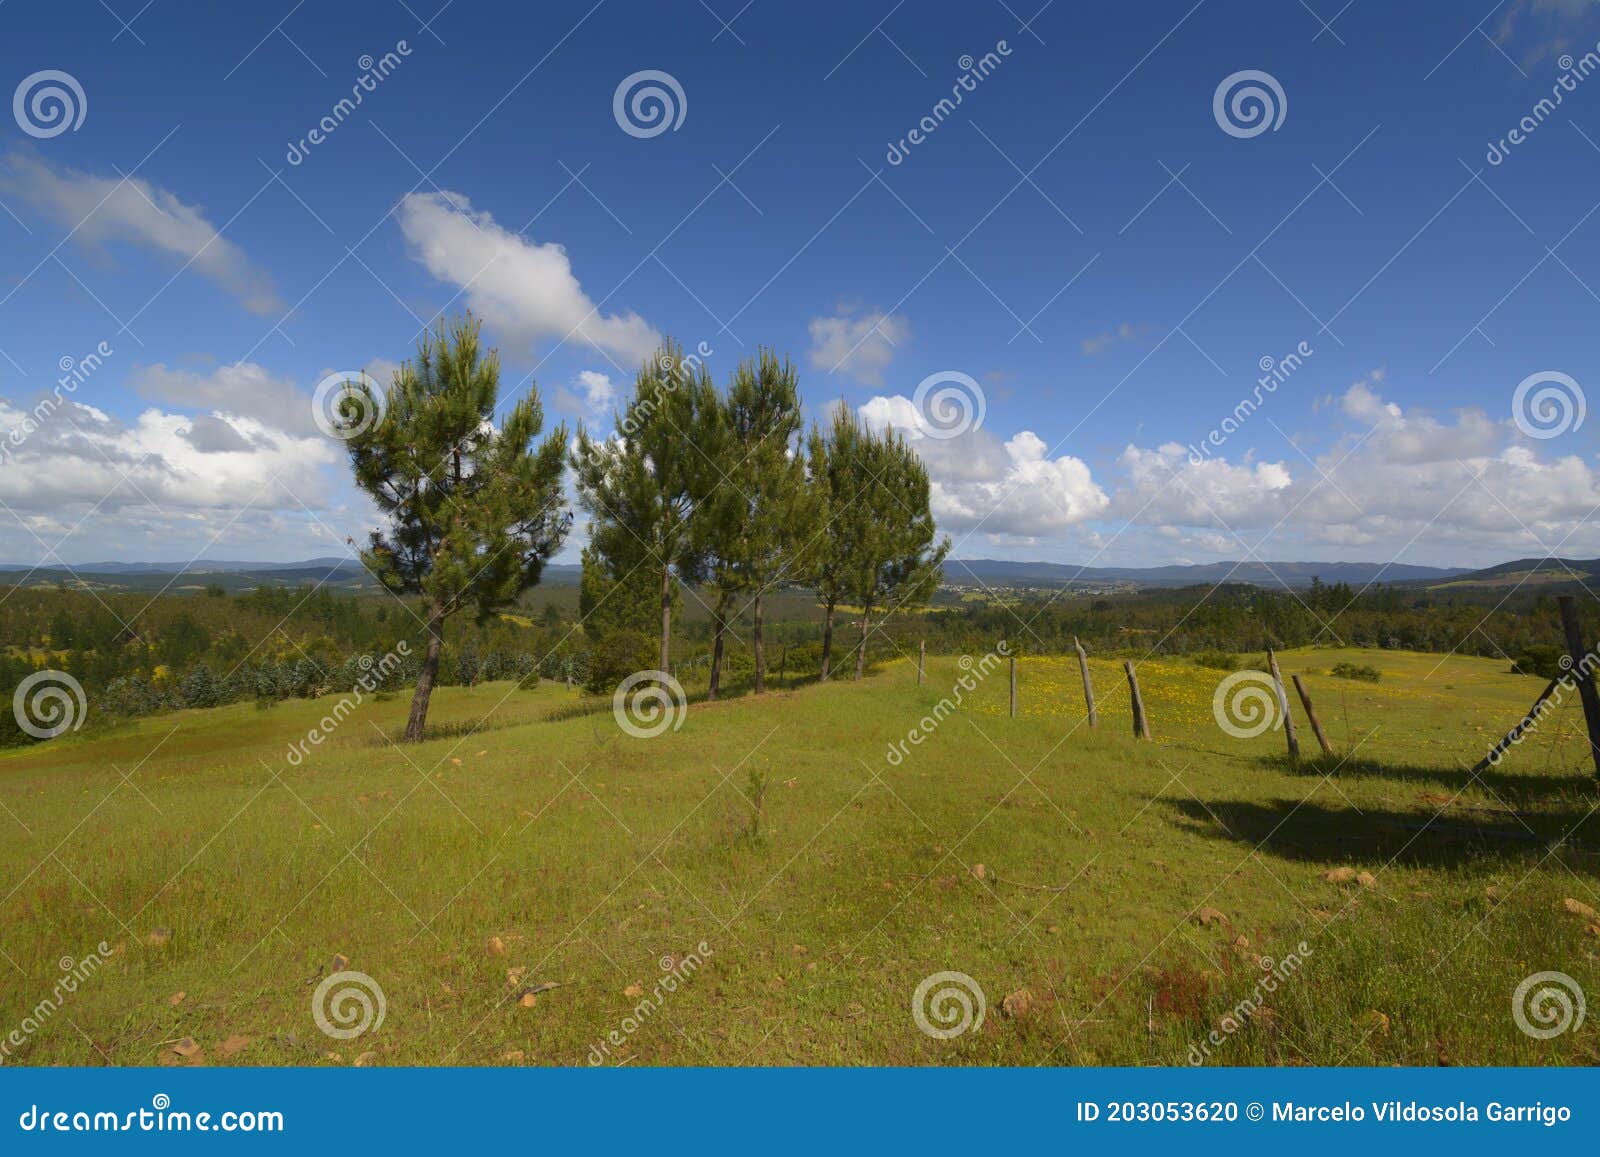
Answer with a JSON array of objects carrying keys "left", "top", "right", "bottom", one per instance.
[
  {"left": 1009, "top": 654, "right": 1017, "bottom": 719},
  {"left": 1557, "top": 594, "right": 1600, "bottom": 779},
  {"left": 1266, "top": 650, "right": 1300, "bottom": 763},
  {"left": 1291, "top": 674, "right": 1333, "bottom": 756},
  {"left": 1074, "top": 636, "right": 1097, "bottom": 728},
  {"left": 1124, "top": 661, "right": 1151, "bottom": 740},
  {"left": 918, "top": 639, "right": 925, "bottom": 686}
]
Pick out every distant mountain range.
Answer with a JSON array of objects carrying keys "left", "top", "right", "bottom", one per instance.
[
  {"left": 0, "top": 556, "right": 1593, "bottom": 594},
  {"left": 943, "top": 558, "right": 1473, "bottom": 590}
]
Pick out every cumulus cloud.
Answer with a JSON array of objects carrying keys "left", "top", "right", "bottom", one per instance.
[
  {"left": 0, "top": 152, "right": 280, "bottom": 315},
  {"left": 859, "top": 394, "right": 1109, "bottom": 539},
  {"left": 396, "top": 191, "right": 660, "bottom": 367},
  {"left": 808, "top": 307, "right": 909, "bottom": 386},
  {"left": 132, "top": 361, "right": 318, "bottom": 436}
]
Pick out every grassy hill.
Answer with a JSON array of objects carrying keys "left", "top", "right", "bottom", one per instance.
[{"left": 2, "top": 648, "right": 1597, "bottom": 1066}]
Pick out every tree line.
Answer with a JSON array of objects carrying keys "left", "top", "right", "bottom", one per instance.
[{"left": 343, "top": 318, "right": 948, "bottom": 741}]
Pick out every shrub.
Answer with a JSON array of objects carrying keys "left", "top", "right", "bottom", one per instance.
[
  {"left": 584, "top": 629, "right": 658, "bottom": 695},
  {"left": 1192, "top": 650, "right": 1239, "bottom": 671},
  {"left": 1329, "top": 662, "right": 1380, "bottom": 683},
  {"left": 1510, "top": 644, "right": 1566, "bottom": 681}
]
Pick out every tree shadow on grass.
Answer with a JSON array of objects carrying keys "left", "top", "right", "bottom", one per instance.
[
  {"left": 1262, "top": 750, "right": 1598, "bottom": 806},
  {"left": 1162, "top": 793, "right": 1600, "bottom": 871}
]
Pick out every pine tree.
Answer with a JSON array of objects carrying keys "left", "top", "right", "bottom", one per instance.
[
  {"left": 571, "top": 341, "right": 719, "bottom": 673},
  {"left": 804, "top": 405, "right": 869, "bottom": 681},
  {"left": 345, "top": 316, "right": 570, "bottom": 742},
  {"left": 715, "top": 350, "right": 817, "bottom": 694}
]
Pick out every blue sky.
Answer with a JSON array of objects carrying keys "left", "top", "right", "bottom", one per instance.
[{"left": 2, "top": 0, "right": 1600, "bottom": 568}]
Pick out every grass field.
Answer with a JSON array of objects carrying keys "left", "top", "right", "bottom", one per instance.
[{"left": 2, "top": 646, "right": 1598, "bottom": 1067}]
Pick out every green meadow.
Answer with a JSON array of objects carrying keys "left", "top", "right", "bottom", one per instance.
[{"left": 2, "top": 646, "right": 1596, "bottom": 1067}]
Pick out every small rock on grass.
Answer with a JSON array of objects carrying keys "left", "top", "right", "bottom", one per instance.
[
  {"left": 487, "top": 936, "right": 506, "bottom": 956},
  {"left": 1001, "top": 989, "right": 1033, "bottom": 1018},
  {"left": 166, "top": 991, "right": 185, "bottom": 1006},
  {"left": 1562, "top": 897, "right": 1598, "bottom": 921},
  {"left": 1195, "top": 907, "right": 1229, "bottom": 928},
  {"left": 353, "top": 1051, "right": 377, "bottom": 1067},
  {"left": 1322, "top": 867, "right": 1356, "bottom": 884},
  {"left": 502, "top": 1049, "right": 525, "bottom": 1062},
  {"left": 624, "top": 983, "right": 644, "bottom": 998},
  {"left": 1356, "top": 871, "right": 1377, "bottom": 888}
]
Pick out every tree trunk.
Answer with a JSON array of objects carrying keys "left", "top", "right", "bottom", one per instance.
[
  {"left": 752, "top": 593, "right": 766, "bottom": 694},
  {"left": 658, "top": 562, "right": 672, "bottom": 673},
  {"left": 820, "top": 599, "right": 836, "bottom": 682},
  {"left": 708, "top": 597, "right": 727, "bottom": 701},
  {"left": 403, "top": 603, "right": 446, "bottom": 742},
  {"left": 854, "top": 605, "right": 871, "bottom": 680}
]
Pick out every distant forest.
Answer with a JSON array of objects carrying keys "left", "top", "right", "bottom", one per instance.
[{"left": 0, "top": 575, "right": 1582, "bottom": 746}]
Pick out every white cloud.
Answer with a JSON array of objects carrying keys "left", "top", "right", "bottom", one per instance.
[
  {"left": 859, "top": 395, "right": 1109, "bottom": 539},
  {"left": 808, "top": 307, "right": 909, "bottom": 386},
  {"left": 396, "top": 191, "right": 660, "bottom": 367},
  {"left": 0, "top": 152, "right": 280, "bottom": 315},
  {"left": 132, "top": 361, "right": 318, "bottom": 436}
]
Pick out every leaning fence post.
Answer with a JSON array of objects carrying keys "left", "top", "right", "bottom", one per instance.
[
  {"left": 1009, "top": 654, "right": 1017, "bottom": 719},
  {"left": 1266, "top": 649, "right": 1300, "bottom": 763},
  {"left": 1291, "top": 674, "right": 1333, "bottom": 756},
  {"left": 1124, "top": 661, "right": 1151, "bottom": 740},
  {"left": 1074, "top": 636, "right": 1097, "bottom": 728},
  {"left": 1557, "top": 594, "right": 1600, "bottom": 780},
  {"left": 918, "top": 639, "right": 925, "bottom": 686}
]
